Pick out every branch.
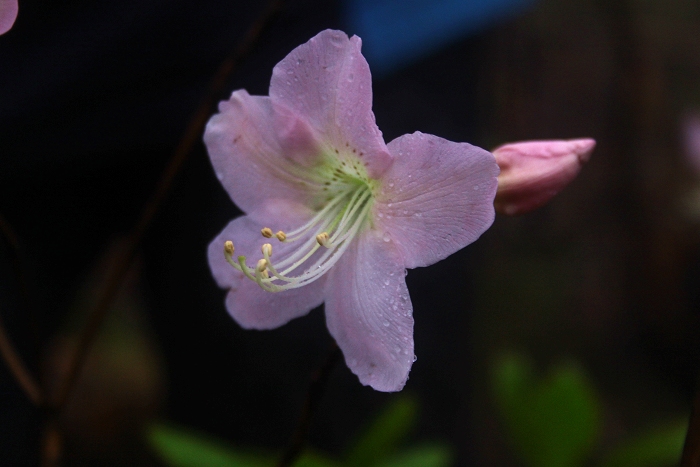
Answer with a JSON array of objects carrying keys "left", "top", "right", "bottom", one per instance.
[
  {"left": 0, "top": 213, "right": 43, "bottom": 406},
  {"left": 275, "top": 343, "right": 342, "bottom": 467},
  {"left": 51, "top": 0, "right": 285, "bottom": 410}
]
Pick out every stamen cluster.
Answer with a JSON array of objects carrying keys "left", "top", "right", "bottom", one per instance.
[{"left": 224, "top": 182, "right": 373, "bottom": 292}]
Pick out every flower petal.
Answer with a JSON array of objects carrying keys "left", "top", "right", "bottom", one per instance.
[
  {"left": 324, "top": 229, "right": 414, "bottom": 392},
  {"left": 375, "top": 132, "right": 499, "bottom": 269},
  {"left": 208, "top": 201, "right": 326, "bottom": 329},
  {"left": 270, "top": 29, "right": 393, "bottom": 178},
  {"left": 0, "top": 0, "right": 18, "bottom": 35},
  {"left": 205, "top": 90, "right": 328, "bottom": 216}
]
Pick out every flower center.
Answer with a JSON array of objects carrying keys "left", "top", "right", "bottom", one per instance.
[{"left": 223, "top": 180, "right": 374, "bottom": 292}]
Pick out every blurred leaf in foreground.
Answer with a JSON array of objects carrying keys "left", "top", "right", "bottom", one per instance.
[
  {"left": 147, "top": 422, "right": 340, "bottom": 467},
  {"left": 344, "top": 394, "right": 418, "bottom": 467},
  {"left": 491, "top": 353, "right": 601, "bottom": 467},
  {"left": 600, "top": 420, "right": 687, "bottom": 467},
  {"left": 376, "top": 442, "right": 454, "bottom": 467},
  {"left": 147, "top": 422, "right": 271, "bottom": 467}
]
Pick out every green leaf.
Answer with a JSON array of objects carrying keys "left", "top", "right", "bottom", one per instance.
[
  {"left": 344, "top": 394, "right": 418, "bottom": 467},
  {"left": 375, "top": 443, "right": 454, "bottom": 467},
  {"left": 600, "top": 420, "right": 687, "bottom": 467},
  {"left": 491, "top": 353, "right": 602, "bottom": 467},
  {"left": 146, "top": 422, "right": 272, "bottom": 467},
  {"left": 293, "top": 451, "right": 341, "bottom": 467}
]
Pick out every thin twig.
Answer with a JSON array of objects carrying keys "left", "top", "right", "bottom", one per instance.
[
  {"left": 0, "top": 213, "right": 43, "bottom": 406},
  {"left": 681, "top": 382, "right": 700, "bottom": 467},
  {"left": 275, "top": 343, "right": 342, "bottom": 467},
  {"left": 51, "top": 0, "right": 285, "bottom": 411},
  {"left": 0, "top": 313, "right": 43, "bottom": 406}
]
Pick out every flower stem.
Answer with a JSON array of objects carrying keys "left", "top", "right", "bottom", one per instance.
[
  {"left": 275, "top": 342, "right": 342, "bottom": 467},
  {"left": 0, "top": 212, "right": 43, "bottom": 407},
  {"left": 50, "top": 0, "right": 285, "bottom": 411}
]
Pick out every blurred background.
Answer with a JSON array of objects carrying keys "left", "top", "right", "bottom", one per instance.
[{"left": 1, "top": 0, "right": 699, "bottom": 465}]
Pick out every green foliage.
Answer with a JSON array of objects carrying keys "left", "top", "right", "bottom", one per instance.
[
  {"left": 375, "top": 443, "right": 454, "bottom": 467},
  {"left": 600, "top": 421, "right": 687, "bottom": 467},
  {"left": 344, "top": 394, "right": 418, "bottom": 467},
  {"left": 147, "top": 423, "right": 272, "bottom": 467},
  {"left": 147, "top": 394, "right": 453, "bottom": 467},
  {"left": 491, "top": 353, "right": 602, "bottom": 467}
]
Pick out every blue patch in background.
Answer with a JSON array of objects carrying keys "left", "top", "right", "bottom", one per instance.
[{"left": 342, "top": 0, "right": 536, "bottom": 76}]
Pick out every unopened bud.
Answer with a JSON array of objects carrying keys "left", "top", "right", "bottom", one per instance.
[
  {"left": 275, "top": 231, "right": 287, "bottom": 242},
  {"left": 493, "top": 139, "right": 595, "bottom": 216},
  {"left": 224, "top": 240, "right": 234, "bottom": 255},
  {"left": 261, "top": 227, "right": 273, "bottom": 238}
]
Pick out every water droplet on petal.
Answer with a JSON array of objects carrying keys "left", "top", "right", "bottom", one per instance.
[
  {"left": 384, "top": 278, "right": 390, "bottom": 285},
  {"left": 383, "top": 233, "right": 391, "bottom": 242},
  {"left": 389, "top": 182, "right": 394, "bottom": 188},
  {"left": 413, "top": 355, "right": 418, "bottom": 362},
  {"left": 347, "top": 73, "right": 354, "bottom": 81},
  {"left": 383, "top": 321, "right": 390, "bottom": 327}
]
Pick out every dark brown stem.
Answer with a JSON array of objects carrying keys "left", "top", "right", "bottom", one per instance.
[
  {"left": 275, "top": 343, "right": 342, "bottom": 467},
  {"left": 0, "top": 213, "right": 43, "bottom": 406},
  {"left": 681, "top": 384, "right": 700, "bottom": 467},
  {"left": 0, "top": 313, "right": 43, "bottom": 406},
  {"left": 50, "top": 0, "right": 285, "bottom": 411}
]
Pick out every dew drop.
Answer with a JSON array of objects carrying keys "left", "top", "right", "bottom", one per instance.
[
  {"left": 382, "top": 233, "right": 391, "bottom": 242},
  {"left": 378, "top": 212, "right": 384, "bottom": 218},
  {"left": 384, "top": 278, "right": 390, "bottom": 286},
  {"left": 387, "top": 203, "right": 393, "bottom": 208},
  {"left": 216, "top": 172, "right": 224, "bottom": 181},
  {"left": 347, "top": 73, "right": 354, "bottom": 82},
  {"left": 286, "top": 69, "right": 294, "bottom": 75},
  {"left": 383, "top": 321, "right": 390, "bottom": 327},
  {"left": 412, "top": 355, "right": 418, "bottom": 362},
  {"left": 389, "top": 182, "right": 394, "bottom": 188}
]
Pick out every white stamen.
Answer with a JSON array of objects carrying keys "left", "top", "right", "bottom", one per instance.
[{"left": 224, "top": 182, "right": 373, "bottom": 292}]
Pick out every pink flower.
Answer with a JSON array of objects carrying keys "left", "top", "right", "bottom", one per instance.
[
  {"left": 205, "top": 30, "right": 499, "bottom": 391},
  {"left": 493, "top": 139, "right": 595, "bottom": 216},
  {"left": 0, "top": 0, "right": 17, "bottom": 35}
]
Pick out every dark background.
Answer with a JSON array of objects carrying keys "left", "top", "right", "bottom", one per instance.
[{"left": 1, "top": 0, "right": 699, "bottom": 465}]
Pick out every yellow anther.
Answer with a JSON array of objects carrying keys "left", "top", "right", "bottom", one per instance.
[
  {"left": 261, "top": 227, "right": 273, "bottom": 238},
  {"left": 261, "top": 243, "right": 272, "bottom": 257},
  {"left": 275, "top": 231, "right": 287, "bottom": 242},
  {"left": 224, "top": 240, "right": 234, "bottom": 255},
  {"left": 316, "top": 232, "right": 330, "bottom": 246},
  {"left": 256, "top": 258, "right": 268, "bottom": 273}
]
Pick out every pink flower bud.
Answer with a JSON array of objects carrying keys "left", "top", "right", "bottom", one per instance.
[{"left": 493, "top": 139, "right": 595, "bottom": 216}]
